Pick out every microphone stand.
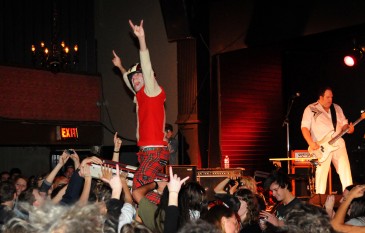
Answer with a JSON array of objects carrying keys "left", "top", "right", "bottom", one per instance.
[{"left": 282, "top": 97, "right": 296, "bottom": 174}]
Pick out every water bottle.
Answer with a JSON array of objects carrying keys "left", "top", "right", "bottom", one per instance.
[{"left": 224, "top": 155, "right": 230, "bottom": 168}]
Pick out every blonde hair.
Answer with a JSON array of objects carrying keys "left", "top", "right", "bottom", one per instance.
[{"left": 239, "top": 176, "right": 257, "bottom": 194}]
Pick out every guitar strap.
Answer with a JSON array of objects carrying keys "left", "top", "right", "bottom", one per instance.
[{"left": 330, "top": 104, "right": 337, "bottom": 130}]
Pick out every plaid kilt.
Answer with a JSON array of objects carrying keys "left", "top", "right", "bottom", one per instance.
[{"left": 132, "top": 147, "right": 169, "bottom": 204}]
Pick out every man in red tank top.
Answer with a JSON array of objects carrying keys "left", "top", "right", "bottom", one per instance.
[{"left": 112, "top": 20, "right": 169, "bottom": 204}]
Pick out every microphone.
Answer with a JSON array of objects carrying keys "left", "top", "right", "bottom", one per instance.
[{"left": 291, "top": 92, "right": 301, "bottom": 99}]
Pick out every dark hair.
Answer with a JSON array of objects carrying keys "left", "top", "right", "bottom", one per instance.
[
  {"left": 318, "top": 86, "right": 333, "bottom": 97},
  {"left": 283, "top": 202, "right": 336, "bottom": 233},
  {"left": 214, "top": 194, "right": 241, "bottom": 212},
  {"left": 235, "top": 188, "right": 259, "bottom": 224},
  {"left": 349, "top": 196, "right": 365, "bottom": 219},
  {"left": 165, "top": 123, "right": 173, "bottom": 132},
  {"left": 9, "top": 167, "right": 22, "bottom": 180},
  {"left": 202, "top": 205, "right": 236, "bottom": 231},
  {"left": 345, "top": 184, "right": 356, "bottom": 192},
  {"left": 51, "top": 183, "right": 67, "bottom": 199},
  {"left": 264, "top": 171, "right": 292, "bottom": 192},
  {"left": 0, "top": 181, "right": 16, "bottom": 203},
  {"left": 18, "top": 187, "right": 38, "bottom": 206},
  {"left": 178, "top": 182, "right": 208, "bottom": 227},
  {"left": 177, "top": 219, "right": 220, "bottom": 233},
  {"left": 120, "top": 221, "right": 153, "bottom": 233},
  {"left": 1, "top": 171, "right": 10, "bottom": 178}
]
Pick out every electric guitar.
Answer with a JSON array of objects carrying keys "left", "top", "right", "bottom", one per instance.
[{"left": 308, "top": 112, "right": 365, "bottom": 163}]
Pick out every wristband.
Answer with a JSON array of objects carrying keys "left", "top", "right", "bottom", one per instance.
[
  {"left": 114, "top": 151, "right": 119, "bottom": 153},
  {"left": 154, "top": 181, "right": 159, "bottom": 190}
]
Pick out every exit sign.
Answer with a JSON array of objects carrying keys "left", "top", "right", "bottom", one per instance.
[{"left": 56, "top": 126, "right": 79, "bottom": 140}]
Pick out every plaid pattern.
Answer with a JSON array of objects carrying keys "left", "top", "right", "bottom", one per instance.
[{"left": 133, "top": 147, "right": 169, "bottom": 204}]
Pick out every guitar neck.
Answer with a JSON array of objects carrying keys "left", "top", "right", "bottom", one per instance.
[{"left": 329, "top": 116, "right": 363, "bottom": 145}]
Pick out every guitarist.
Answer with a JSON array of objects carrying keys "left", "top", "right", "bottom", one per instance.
[{"left": 301, "top": 86, "right": 354, "bottom": 194}]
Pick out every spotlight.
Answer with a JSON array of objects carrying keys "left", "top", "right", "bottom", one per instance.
[{"left": 343, "top": 47, "right": 363, "bottom": 67}]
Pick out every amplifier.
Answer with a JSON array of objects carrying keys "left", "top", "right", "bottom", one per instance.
[
  {"left": 196, "top": 168, "right": 245, "bottom": 178},
  {"left": 291, "top": 150, "right": 312, "bottom": 166},
  {"left": 196, "top": 168, "right": 245, "bottom": 201}
]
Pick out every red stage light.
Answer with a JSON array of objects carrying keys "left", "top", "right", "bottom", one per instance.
[
  {"left": 344, "top": 55, "right": 356, "bottom": 67},
  {"left": 343, "top": 47, "right": 363, "bottom": 67}
]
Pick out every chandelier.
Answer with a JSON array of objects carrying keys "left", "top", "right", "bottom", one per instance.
[{"left": 31, "top": 1, "right": 78, "bottom": 73}]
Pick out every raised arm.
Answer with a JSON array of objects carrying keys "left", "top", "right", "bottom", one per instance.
[
  {"left": 69, "top": 149, "right": 80, "bottom": 171},
  {"left": 214, "top": 177, "right": 230, "bottom": 194},
  {"left": 112, "top": 50, "right": 135, "bottom": 93},
  {"left": 46, "top": 151, "right": 70, "bottom": 184},
  {"left": 112, "top": 132, "right": 122, "bottom": 162},
  {"left": 77, "top": 165, "right": 92, "bottom": 206},
  {"left": 60, "top": 156, "right": 103, "bottom": 205},
  {"left": 331, "top": 185, "right": 365, "bottom": 233},
  {"left": 164, "top": 166, "right": 189, "bottom": 233},
  {"left": 39, "top": 151, "right": 70, "bottom": 195},
  {"left": 129, "top": 19, "right": 160, "bottom": 96}
]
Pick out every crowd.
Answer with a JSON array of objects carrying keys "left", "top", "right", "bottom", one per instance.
[{"left": 1, "top": 142, "right": 365, "bottom": 233}]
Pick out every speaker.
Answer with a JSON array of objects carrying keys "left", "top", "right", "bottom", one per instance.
[
  {"left": 291, "top": 167, "right": 311, "bottom": 197},
  {"left": 159, "top": 0, "right": 194, "bottom": 41},
  {"left": 291, "top": 165, "right": 332, "bottom": 196},
  {"left": 166, "top": 165, "right": 197, "bottom": 183},
  {"left": 197, "top": 176, "right": 228, "bottom": 201}
]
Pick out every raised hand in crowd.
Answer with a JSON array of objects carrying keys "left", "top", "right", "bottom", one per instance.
[
  {"left": 112, "top": 132, "right": 122, "bottom": 162},
  {"left": 101, "top": 164, "right": 122, "bottom": 199},
  {"left": 164, "top": 166, "right": 189, "bottom": 233},
  {"left": 69, "top": 149, "right": 80, "bottom": 171},
  {"left": 332, "top": 184, "right": 365, "bottom": 233},
  {"left": 39, "top": 150, "right": 70, "bottom": 197},
  {"left": 167, "top": 166, "right": 189, "bottom": 206},
  {"left": 324, "top": 194, "right": 336, "bottom": 218},
  {"left": 79, "top": 156, "right": 103, "bottom": 170}
]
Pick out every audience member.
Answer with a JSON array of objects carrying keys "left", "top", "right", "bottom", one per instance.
[
  {"left": 13, "top": 176, "right": 27, "bottom": 198},
  {"left": 163, "top": 166, "right": 189, "bottom": 233},
  {"left": 282, "top": 202, "right": 336, "bottom": 233},
  {"left": 214, "top": 176, "right": 266, "bottom": 211},
  {"left": 177, "top": 219, "right": 221, "bottom": 233},
  {"left": 235, "top": 189, "right": 261, "bottom": 233},
  {"left": 0, "top": 181, "right": 16, "bottom": 228},
  {"left": 5, "top": 202, "right": 111, "bottom": 233},
  {"left": 203, "top": 204, "right": 240, "bottom": 233},
  {"left": 324, "top": 184, "right": 356, "bottom": 219},
  {"left": 120, "top": 221, "right": 153, "bottom": 233},
  {"left": 9, "top": 168, "right": 21, "bottom": 181},
  {"left": 165, "top": 123, "right": 178, "bottom": 165},
  {"left": 331, "top": 184, "right": 365, "bottom": 232},
  {"left": 346, "top": 195, "right": 365, "bottom": 226},
  {"left": 0, "top": 171, "right": 10, "bottom": 182},
  {"left": 260, "top": 171, "right": 301, "bottom": 228}
]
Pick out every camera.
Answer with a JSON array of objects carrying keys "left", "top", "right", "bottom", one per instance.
[
  {"left": 66, "top": 149, "right": 74, "bottom": 155},
  {"left": 228, "top": 179, "right": 243, "bottom": 188}
]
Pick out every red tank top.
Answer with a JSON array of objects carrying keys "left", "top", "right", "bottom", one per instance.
[{"left": 135, "top": 86, "right": 167, "bottom": 146}]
